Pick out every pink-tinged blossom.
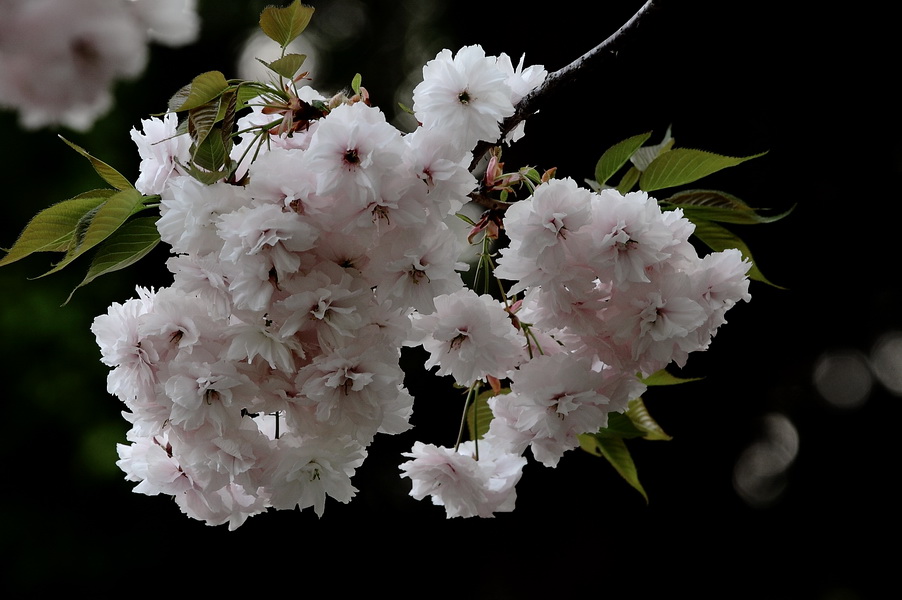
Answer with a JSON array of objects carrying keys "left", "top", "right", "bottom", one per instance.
[
  {"left": 311, "top": 166, "right": 424, "bottom": 243},
  {"left": 587, "top": 189, "right": 691, "bottom": 286},
  {"left": 116, "top": 430, "right": 190, "bottom": 497},
  {"left": 399, "top": 441, "right": 492, "bottom": 518},
  {"left": 84, "top": 26, "right": 759, "bottom": 527},
  {"left": 408, "top": 288, "right": 523, "bottom": 386},
  {"left": 243, "top": 146, "right": 317, "bottom": 211},
  {"left": 136, "top": 286, "right": 219, "bottom": 362},
  {"left": 274, "top": 265, "right": 369, "bottom": 342},
  {"left": 91, "top": 287, "right": 160, "bottom": 405},
  {"left": 459, "top": 439, "right": 527, "bottom": 515},
  {"left": 291, "top": 342, "right": 409, "bottom": 443},
  {"left": 604, "top": 268, "right": 710, "bottom": 375},
  {"left": 307, "top": 230, "right": 372, "bottom": 276},
  {"left": 225, "top": 318, "right": 305, "bottom": 373},
  {"left": 412, "top": 45, "right": 515, "bottom": 152},
  {"left": 264, "top": 433, "right": 367, "bottom": 518},
  {"left": 116, "top": 424, "right": 269, "bottom": 530},
  {"left": 157, "top": 176, "right": 248, "bottom": 256},
  {"left": 167, "top": 255, "right": 233, "bottom": 321},
  {"left": 130, "top": 112, "right": 191, "bottom": 196},
  {"left": 487, "top": 353, "right": 638, "bottom": 467},
  {"left": 398, "top": 439, "right": 526, "bottom": 518},
  {"left": 368, "top": 223, "right": 466, "bottom": 314},
  {"left": 218, "top": 253, "right": 277, "bottom": 315},
  {"left": 175, "top": 480, "right": 270, "bottom": 531},
  {"left": 402, "top": 127, "right": 478, "bottom": 218},
  {"left": 494, "top": 178, "right": 594, "bottom": 292},
  {"left": 302, "top": 101, "right": 405, "bottom": 218},
  {"left": 377, "top": 383, "right": 415, "bottom": 436},
  {"left": 694, "top": 248, "right": 752, "bottom": 309},
  {"left": 166, "top": 418, "right": 272, "bottom": 486},
  {"left": 518, "top": 276, "right": 613, "bottom": 339},
  {"left": 162, "top": 358, "right": 252, "bottom": 434},
  {"left": 216, "top": 201, "right": 319, "bottom": 282},
  {"left": 690, "top": 248, "right": 752, "bottom": 346}
]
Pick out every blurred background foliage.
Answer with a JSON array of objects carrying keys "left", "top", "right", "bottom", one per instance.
[{"left": 1, "top": 1, "right": 899, "bottom": 597}]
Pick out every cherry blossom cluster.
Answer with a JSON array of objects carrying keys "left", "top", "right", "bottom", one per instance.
[
  {"left": 398, "top": 179, "right": 752, "bottom": 516},
  {"left": 0, "top": 0, "right": 199, "bottom": 131},
  {"left": 91, "top": 37, "right": 752, "bottom": 526},
  {"left": 93, "top": 44, "right": 552, "bottom": 528}
]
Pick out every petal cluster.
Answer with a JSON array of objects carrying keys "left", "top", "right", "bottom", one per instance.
[
  {"left": 90, "top": 36, "right": 752, "bottom": 525},
  {"left": 95, "top": 44, "right": 546, "bottom": 527}
]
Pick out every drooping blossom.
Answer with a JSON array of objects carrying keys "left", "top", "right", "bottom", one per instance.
[
  {"left": 487, "top": 353, "right": 643, "bottom": 467},
  {"left": 398, "top": 439, "right": 526, "bottom": 518},
  {"left": 407, "top": 287, "right": 524, "bottom": 386}
]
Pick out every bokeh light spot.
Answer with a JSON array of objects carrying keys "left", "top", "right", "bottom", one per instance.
[
  {"left": 870, "top": 330, "right": 902, "bottom": 396},
  {"left": 812, "top": 349, "right": 872, "bottom": 409},
  {"left": 733, "top": 412, "right": 799, "bottom": 508}
]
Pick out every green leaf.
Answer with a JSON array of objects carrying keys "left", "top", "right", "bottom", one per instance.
[
  {"left": 259, "top": 0, "right": 315, "bottom": 48},
  {"left": 616, "top": 165, "right": 640, "bottom": 194},
  {"left": 578, "top": 433, "right": 648, "bottom": 502},
  {"left": 190, "top": 129, "right": 230, "bottom": 175},
  {"left": 640, "top": 148, "right": 767, "bottom": 192},
  {"left": 58, "top": 137, "right": 134, "bottom": 191},
  {"left": 187, "top": 98, "right": 222, "bottom": 158},
  {"left": 236, "top": 82, "right": 271, "bottom": 110},
  {"left": 625, "top": 398, "right": 672, "bottom": 441},
  {"left": 466, "top": 388, "right": 504, "bottom": 441},
  {"left": 168, "top": 71, "right": 230, "bottom": 112},
  {"left": 594, "top": 411, "right": 646, "bottom": 440},
  {"left": 641, "top": 368, "right": 704, "bottom": 386},
  {"left": 351, "top": 73, "right": 362, "bottom": 96},
  {"left": 455, "top": 212, "right": 477, "bottom": 226},
  {"left": 218, "top": 88, "right": 239, "bottom": 158},
  {"left": 258, "top": 53, "right": 308, "bottom": 80},
  {"left": 662, "top": 189, "right": 795, "bottom": 225},
  {"left": 691, "top": 219, "right": 784, "bottom": 288},
  {"left": 64, "top": 217, "right": 161, "bottom": 305},
  {"left": 0, "top": 192, "right": 113, "bottom": 267},
  {"left": 594, "top": 132, "right": 652, "bottom": 187},
  {"left": 184, "top": 162, "right": 233, "bottom": 185},
  {"left": 629, "top": 125, "right": 674, "bottom": 171},
  {"left": 39, "top": 188, "right": 146, "bottom": 277}
]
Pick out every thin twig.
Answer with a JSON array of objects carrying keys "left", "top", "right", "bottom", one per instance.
[{"left": 468, "top": 0, "right": 659, "bottom": 179}]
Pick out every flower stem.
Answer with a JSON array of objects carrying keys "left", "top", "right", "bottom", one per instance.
[
  {"left": 469, "top": 0, "right": 659, "bottom": 172},
  {"left": 454, "top": 381, "right": 482, "bottom": 457}
]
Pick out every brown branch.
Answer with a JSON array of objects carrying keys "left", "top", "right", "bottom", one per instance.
[{"left": 468, "top": 0, "right": 660, "bottom": 184}]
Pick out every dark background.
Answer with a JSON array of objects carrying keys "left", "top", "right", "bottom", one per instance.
[{"left": 1, "top": 1, "right": 898, "bottom": 597}]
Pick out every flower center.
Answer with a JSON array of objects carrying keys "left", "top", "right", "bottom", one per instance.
[
  {"left": 408, "top": 267, "right": 429, "bottom": 285},
  {"left": 344, "top": 148, "right": 360, "bottom": 166},
  {"left": 450, "top": 331, "right": 468, "bottom": 350}
]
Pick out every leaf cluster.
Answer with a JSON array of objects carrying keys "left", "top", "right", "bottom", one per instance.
[
  {"left": 164, "top": 3, "right": 322, "bottom": 183},
  {"left": 591, "top": 127, "right": 793, "bottom": 288},
  {"left": 0, "top": 138, "right": 160, "bottom": 304}
]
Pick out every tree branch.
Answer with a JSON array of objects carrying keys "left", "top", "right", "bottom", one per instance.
[{"left": 469, "top": 0, "right": 659, "bottom": 176}]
